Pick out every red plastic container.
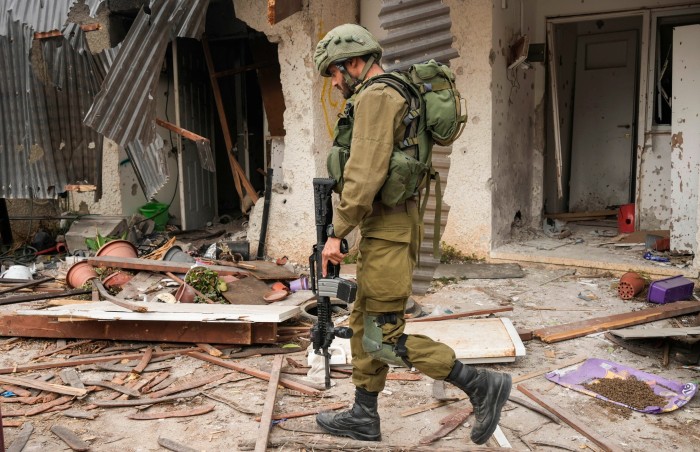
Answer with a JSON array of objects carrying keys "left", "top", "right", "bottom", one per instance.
[
  {"left": 617, "top": 203, "right": 635, "bottom": 233},
  {"left": 647, "top": 275, "right": 695, "bottom": 304}
]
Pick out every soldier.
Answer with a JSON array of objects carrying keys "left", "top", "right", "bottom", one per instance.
[{"left": 313, "top": 23, "right": 512, "bottom": 445}]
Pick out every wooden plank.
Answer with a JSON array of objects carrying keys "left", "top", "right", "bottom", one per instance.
[
  {"left": 608, "top": 326, "right": 700, "bottom": 338},
  {"left": 267, "top": 0, "right": 304, "bottom": 25},
  {"left": 0, "top": 315, "right": 276, "bottom": 345},
  {"left": 21, "top": 301, "right": 299, "bottom": 323},
  {"left": 517, "top": 385, "right": 624, "bottom": 452},
  {"left": 0, "top": 348, "right": 196, "bottom": 375},
  {"left": 201, "top": 38, "right": 258, "bottom": 204},
  {"left": 82, "top": 380, "right": 141, "bottom": 397},
  {"left": 419, "top": 407, "right": 473, "bottom": 445},
  {"left": 129, "top": 404, "right": 215, "bottom": 420},
  {"left": 87, "top": 256, "right": 249, "bottom": 276},
  {"left": 156, "top": 118, "right": 210, "bottom": 143},
  {"left": 7, "top": 422, "right": 34, "bottom": 452},
  {"left": 254, "top": 402, "right": 347, "bottom": 421},
  {"left": 51, "top": 425, "right": 91, "bottom": 451},
  {"left": 255, "top": 354, "right": 284, "bottom": 452},
  {"left": 0, "top": 375, "right": 87, "bottom": 397},
  {"left": 0, "top": 277, "right": 54, "bottom": 295},
  {"left": 407, "top": 307, "right": 513, "bottom": 323},
  {"left": 512, "top": 358, "right": 585, "bottom": 384},
  {"left": 133, "top": 346, "right": 154, "bottom": 373},
  {"left": 33, "top": 339, "right": 92, "bottom": 359},
  {"left": 92, "top": 390, "right": 201, "bottom": 408},
  {"left": 59, "top": 369, "right": 86, "bottom": 390},
  {"left": 147, "top": 371, "right": 231, "bottom": 399},
  {"left": 187, "top": 351, "right": 320, "bottom": 396},
  {"left": 547, "top": 22, "right": 564, "bottom": 199},
  {"left": 533, "top": 300, "right": 700, "bottom": 343},
  {"left": 196, "top": 343, "right": 223, "bottom": 357},
  {"left": 0, "top": 288, "right": 91, "bottom": 306},
  {"left": 545, "top": 210, "right": 617, "bottom": 220},
  {"left": 64, "top": 184, "right": 97, "bottom": 192},
  {"left": 158, "top": 437, "right": 199, "bottom": 452}
]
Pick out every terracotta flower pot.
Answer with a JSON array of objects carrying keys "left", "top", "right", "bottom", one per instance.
[
  {"left": 103, "top": 271, "right": 134, "bottom": 289},
  {"left": 96, "top": 240, "right": 138, "bottom": 258},
  {"left": 175, "top": 284, "right": 196, "bottom": 303},
  {"left": 619, "top": 272, "right": 646, "bottom": 300},
  {"left": 66, "top": 261, "right": 98, "bottom": 288}
]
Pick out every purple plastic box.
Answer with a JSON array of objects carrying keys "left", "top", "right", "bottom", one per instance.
[{"left": 647, "top": 275, "right": 695, "bottom": 304}]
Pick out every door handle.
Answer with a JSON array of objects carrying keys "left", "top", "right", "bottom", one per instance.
[{"left": 617, "top": 124, "right": 631, "bottom": 129}]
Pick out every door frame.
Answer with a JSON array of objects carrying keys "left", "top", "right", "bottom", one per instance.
[{"left": 547, "top": 10, "right": 650, "bottom": 221}]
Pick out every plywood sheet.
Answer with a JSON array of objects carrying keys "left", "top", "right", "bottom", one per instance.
[
  {"left": 18, "top": 301, "right": 299, "bottom": 323},
  {"left": 404, "top": 318, "right": 526, "bottom": 363},
  {"left": 222, "top": 277, "right": 270, "bottom": 305}
]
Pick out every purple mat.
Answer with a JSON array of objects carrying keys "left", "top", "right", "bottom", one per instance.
[{"left": 546, "top": 358, "right": 697, "bottom": 413}]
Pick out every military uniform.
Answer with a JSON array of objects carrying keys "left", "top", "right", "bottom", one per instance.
[
  {"left": 314, "top": 23, "right": 511, "bottom": 445},
  {"left": 331, "top": 81, "right": 456, "bottom": 393}
]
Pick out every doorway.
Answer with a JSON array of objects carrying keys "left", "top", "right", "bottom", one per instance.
[{"left": 544, "top": 16, "right": 643, "bottom": 215}]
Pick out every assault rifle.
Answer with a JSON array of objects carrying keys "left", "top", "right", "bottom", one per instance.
[{"left": 309, "top": 178, "right": 357, "bottom": 389}]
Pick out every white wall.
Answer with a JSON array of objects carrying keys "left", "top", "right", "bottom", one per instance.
[
  {"left": 436, "top": 0, "right": 495, "bottom": 258},
  {"left": 237, "top": 0, "right": 359, "bottom": 263},
  {"left": 490, "top": 0, "right": 538, "bottom": 247}
]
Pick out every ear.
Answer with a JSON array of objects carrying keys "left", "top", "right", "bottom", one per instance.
[{"left": 346, "top": 56, "right": 364, "bottom": 72}]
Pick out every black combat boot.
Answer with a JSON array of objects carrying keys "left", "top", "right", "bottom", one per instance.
[
  {"left": 446, "top": 361, "right": 511, "bottom": 445},
  {"left": 316, "top": 387, "right": 381, "bottom": 441}
]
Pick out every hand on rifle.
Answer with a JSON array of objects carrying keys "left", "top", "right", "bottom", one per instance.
[{"left": 322, "top": 237, "right": 346, "bottom": 276}]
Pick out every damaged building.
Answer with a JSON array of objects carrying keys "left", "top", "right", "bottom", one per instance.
[{"left": 1, "top": 0, "right": 700, "bottom": 283}]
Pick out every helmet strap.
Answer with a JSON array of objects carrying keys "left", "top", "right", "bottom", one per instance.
[{"left": 336, "top": 54, "right": 377, "bottom": 93}]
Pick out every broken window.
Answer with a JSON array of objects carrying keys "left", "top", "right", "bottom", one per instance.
[{"left": 654, "top": 13, "right": 700, "bottom": 126}]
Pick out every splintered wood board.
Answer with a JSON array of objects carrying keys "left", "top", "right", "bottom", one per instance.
[
  {"left": 18, "top": 302, "right": 299, "bottom": 323},
  {"left": 533, "top": 300, "right": 700, "bottom": 343},
  {"left": 403, "top": 318, "right": 526, "bottom": 363}
]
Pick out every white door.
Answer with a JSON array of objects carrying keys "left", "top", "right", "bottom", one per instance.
[
  {"left": 670, "top": 25, "right": 700, "bottom": 254},
  {"left": 569, "top": 31, "right": 638, "bottom": 212}
]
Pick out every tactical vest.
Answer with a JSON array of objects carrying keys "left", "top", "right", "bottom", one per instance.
[{"left": 326, "top": 77, "right": 429, "bottom": 209}]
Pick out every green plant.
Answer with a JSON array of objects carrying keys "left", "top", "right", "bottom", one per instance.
[
  {"left": 343, "top": 250, "right": 359, "bottom": 264},
  {"left": 85, "top": 229, "right": 127, "bottom": 251},
  {"left": 185, "top": 267, "right": 225, "bottom": 303},
  {"left": 439, "top": 242, "right": 484, "bottom": 264}
]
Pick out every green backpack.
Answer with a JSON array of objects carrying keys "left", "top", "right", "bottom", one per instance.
[
  {"left": 375, "top": 60, "right": 466, "bottom": 256},
  {"left": 327, "top": 60, "right": 467, "bottom": 256}
]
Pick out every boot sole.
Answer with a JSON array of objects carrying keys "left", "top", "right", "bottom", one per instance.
[
  {"left": 470, "top": 374, "right": 512, "bottom": 445},
  {"left": 316, "top": 417, "right": 381, "bottom": 442}
]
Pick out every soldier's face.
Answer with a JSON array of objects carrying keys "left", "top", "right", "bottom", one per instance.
[{"left": 329, "top": 65, "right": 353, "bottom": 99}]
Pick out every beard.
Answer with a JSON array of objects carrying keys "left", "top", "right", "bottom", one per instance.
[{"left": 340, "top": 81, "right": 353, "bottom": 99}]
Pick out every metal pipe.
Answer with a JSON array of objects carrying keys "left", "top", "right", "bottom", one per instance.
[{"left": 256, "top": 168, "right": 273, "bottom": 260}]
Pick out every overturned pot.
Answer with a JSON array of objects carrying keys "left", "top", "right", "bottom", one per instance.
[
  {"left": 618, "top": 272, "right": 646, "bottom": 300},
  {"left": 66, "top": 261, "right": 98, "bottom": 288},
  {"left": 96, "top": 239, "right": 138, "bottom": 259},
  {"left": 162, "top": 245, "right": 195, "bottom": 264},
  {"left": 175, "top": 284, "right": 196, "bottom": 303},
  {"left": 103, "top": 270, "right": 134, "bottom": 289}
]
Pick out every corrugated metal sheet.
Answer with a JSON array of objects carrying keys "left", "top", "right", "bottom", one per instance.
[
  {"left": 377, "top": 0, "right": 457, "bottom": 293},
  {"left": 0, "top": 0, "right": 78, "bottom": 35},
  {"left": 84, "top": 0, "right": 209, "bottom": 148},
  {"left": 40, "top": 23, "right": 104, "bottom": 198},
  {"left": 1, "top": 0, "right": 105, "bottom": 200},
  {"left": 84, "top": 0, "right": 208, "bottom": 199},
  {"left": 0, "top": 20, "right": 68, "bottom": 199},
  {"left": 125, "top": 134, "right": 169, "bottom": 200},
  {"left": 379, "top": 0, "right": 458, "bottom": 71}
]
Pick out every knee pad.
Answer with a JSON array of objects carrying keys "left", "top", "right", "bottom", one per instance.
[{"left": 361, "top": 314, "right": 410, "bottom": 368}]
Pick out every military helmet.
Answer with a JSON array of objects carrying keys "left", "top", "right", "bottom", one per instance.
[{"left": 314, "top": 23, "right": 382, "bottom": 77}]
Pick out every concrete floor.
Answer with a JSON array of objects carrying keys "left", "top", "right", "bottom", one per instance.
[{"left": 0, "top": 259, "right": 698, "bottom": 451}]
